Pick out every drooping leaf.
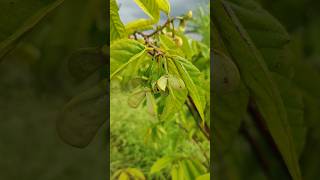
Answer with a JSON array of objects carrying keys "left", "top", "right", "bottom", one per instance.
[
  {"left": 128, "top": 88, "right": 146, "bottom": 108},
  {"left": 0, "top": 0, "right": 64, "bottom": 59},
  {"left": 110, "top": 0, "right": 126, "bottom": 42},
  {"left": 212, "top": 1, "right": 302, "bottom": 179},
  {"left": 146, "top": 90, "right": 158, "bottom": 117}
]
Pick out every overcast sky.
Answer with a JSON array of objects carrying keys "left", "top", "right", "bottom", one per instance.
[{"left": 118, "top": 0, "right": 209, "bottom": 24}]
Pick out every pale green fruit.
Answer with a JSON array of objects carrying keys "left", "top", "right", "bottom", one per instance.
[
  {"left": 157, "top": 75, "right": 168, "bottom": 91},
  {"left": 174, "top": 36, "right": 183, "bottom": 47}
]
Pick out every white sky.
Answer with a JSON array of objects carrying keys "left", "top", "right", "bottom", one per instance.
[{"left": 118, "top": 0, "right": 209, "bottom": 23}]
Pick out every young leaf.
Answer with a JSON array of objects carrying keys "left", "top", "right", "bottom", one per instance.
[
  {"left": 150, "top": 156, "right": 175, "bottom": 174},
  {"left": 212, "top": 1, "right": 302, "bottom": 179},
  {"left": 110, "top": 0, "right": 126, "bottom": 42},
  {"left": 146, "top": 90, "right": 158, "bottom": 116},
  {"left": 125, "top": 19, "right": 154, "bottom": 34},
  {"left": 110, "top": 39, "right": 146, "bottom": 79},
  {"left": 128, "top": 88, "right": 146, "bottom": 108},
  {"left": 156, "top": 0, "right": 170, "bottom": 15}
]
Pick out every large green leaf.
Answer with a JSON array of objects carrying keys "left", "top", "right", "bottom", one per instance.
[
  {"left": 110, "top": 0, "right": 126, "bottom": 42},
  {"left": 160, "top": 58, "right": 188, "bottom": 121},
  {"left": 272, "top": 73, "right": 306, "bottom": 156},
  {"left": 110, "top": 39, "right": 147, "bottom": 79},
  {"left": 212, "top": 1, "right": 302, "bottom": 179},
  {"left": 213, "top": 82, "right": 249, "bottom": 154},
  {"left": 227, "top": 0, "right": 294, "bottom": 78},
  {"left": 172, "top": 55, "right": 205, "bottom": 122},
  {"left": 57, "top": 80, "right": 107, "bottom": 148},
  {"left": 0, "top": 0, "right": 64, "bottom": 60}
]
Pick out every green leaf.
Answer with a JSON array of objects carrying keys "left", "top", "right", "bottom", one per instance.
[
  {"left": 110, "top": 39, "right": 147, "bottom": 79},
  {"left": 272, "top": 73, "right": 306, "bottom": 156},
  {"left": 171, "top": 166, "right": 180, "bottom": 180},
  {"left": 146, "top": 90, "right": 158, "bottom": 117},
  {"left": 126, "top": 168, "right": 146, "bottom": 180},
  {"left": 125, "top": 19, "right": 154, "bottom": 34},
  {"left": 159, "top": 34, "right": 184, "bottom": 56},
  {"left": 160, "top": 59, "right": 188, "bottom": 121},
  {"left": 156, "top": 0, "right": 170, "bottom": 15},
  {"left": 196, "top": 173, "right": 210, "bottom": 180},
  {"left": 172, "top": 55, "right": 205, "bottom": 122},
  {"left": 213, "top": 82, "right": 249, "bottom": 154},
  {"left": 118, "top": 172, "right": 130, "bottom": 180},
  {"left": 110, "top": 0, "right": 126, "bottom": 42},
  {"left": 150, "top": 156, "right": 175, "bottom": 174},
  {"left": 133, "top": 0, "right": 160, "bottom": 22},
  {"left": 212, "top": 1, "right": 302, "bottom": 179},
  {"left": 128, "top": 88, "right": 146, "bottom": 108},
  {"left": 179, "top": 160, "right": 194, "bottom": 180},
  {"left": 57, "top": 80, "right": 107, "bottom": 148},
  {"left": 0, "top": 0, "right": 64, "bottom": 60}
]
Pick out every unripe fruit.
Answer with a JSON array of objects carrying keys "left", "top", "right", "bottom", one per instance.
[
  {"left": 157, "top": 75, "right": 168, "bottom": 91},
  {"left": 187, "top": 10, "right": 193, "bottom": 19},
  {"left": 174, "top": 36, "right": 183, "bottom": 47},
  {"left": 165, "top": 32, "right": 173, "bottom": 37}
]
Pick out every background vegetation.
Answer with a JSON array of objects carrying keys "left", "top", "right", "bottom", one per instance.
[
  {"left": 0, "top": 0, "right": 106, "bottom": 179},
  {"left": 213, "top": 0, "right": 320, "bottom": 179}
]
